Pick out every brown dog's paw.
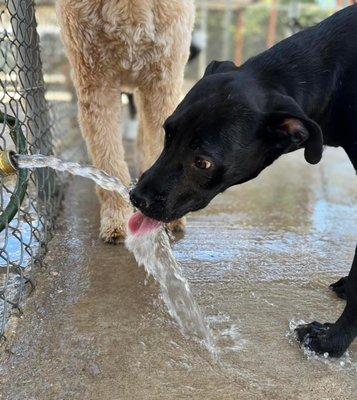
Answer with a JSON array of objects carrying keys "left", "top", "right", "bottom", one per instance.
[
  {"left": 100, "top": 203, "right": 132, "bottom": 244},
  {"left": 167, "top": 217, "right": 186, "bottom": 234},
  {"left": 100, "top": 224, "right": 126, "bottom": 244}
]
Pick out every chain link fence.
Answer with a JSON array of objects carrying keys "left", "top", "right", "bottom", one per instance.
[{"left": 0, "top": 0, "right": 63, "bottom": 340}]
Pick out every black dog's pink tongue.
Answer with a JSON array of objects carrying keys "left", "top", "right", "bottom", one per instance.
[{"left": 128, "top": 211, "right": 163, "bottom": 235}]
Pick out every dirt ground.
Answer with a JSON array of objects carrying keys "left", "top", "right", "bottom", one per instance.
[{"left": 0, "top": 145, "right": 356, "bottom": 400}]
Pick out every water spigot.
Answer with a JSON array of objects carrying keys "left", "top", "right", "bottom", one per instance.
[{"left": 0, "top": 150, "right": 18, "bottom": 176}]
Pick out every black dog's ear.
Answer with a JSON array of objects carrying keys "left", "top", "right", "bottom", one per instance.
[
  {"left": 204, "top": 60, "right": 238, "bottom": 76},
  {"left": 266, "top": 95, "right": 323, "bottom": 164}
]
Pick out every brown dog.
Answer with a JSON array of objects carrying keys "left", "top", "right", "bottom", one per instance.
[{"left": 57, "top": 0, "right": 194, "bottom": 243}]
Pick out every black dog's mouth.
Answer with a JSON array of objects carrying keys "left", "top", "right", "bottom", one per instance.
[
  {"left": 130, "top": 181, "right": 215, "bottom": 223},
  {"left": 137, "top": 207, "right": 188, "bottom": 224},
  {"left": 136, "top": 199, "right": 210, "bottom": 223}
]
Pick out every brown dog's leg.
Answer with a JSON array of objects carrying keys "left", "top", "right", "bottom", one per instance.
[
  {"left": 58, "top": 5, "right": 132, "bottom": 244},
  {"left": 77, "top": 84, "right": 132, "bottom": 243},
  {"left": 136, "top": 79, "right": 186, "bottom": 233},
  {"left": 136, "top": 82, "right": 178, "bottom": 172}
]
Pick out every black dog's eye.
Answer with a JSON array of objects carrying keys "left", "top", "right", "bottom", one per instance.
[{"left": 194, "top": 157, "right": 212, "bottom": 170}]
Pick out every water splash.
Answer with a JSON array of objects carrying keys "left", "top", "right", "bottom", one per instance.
[
  {"left": 287, "top": 318, "right": 357, "bottom": 372},
  {"left": 206, "top": 313, "right": 246, "bottom": 354},
  {"left": 126, "top": 228, "right": 217, "bottom": 356},
  {"left": 17, "top": 153, "right": 217, "bottom": 356}
]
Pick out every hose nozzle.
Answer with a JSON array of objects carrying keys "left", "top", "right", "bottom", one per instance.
[{"left": 0, "top": 150, "right": 18, "bottom": 176}]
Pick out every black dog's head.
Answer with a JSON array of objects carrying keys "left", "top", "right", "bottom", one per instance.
[{"left": 130, "top": 61, "right": 323, "bottom": 222}]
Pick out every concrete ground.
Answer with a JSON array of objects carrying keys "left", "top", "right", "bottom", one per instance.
[{"left": 0, "top": 146, "right": 356, "bottom": 399}]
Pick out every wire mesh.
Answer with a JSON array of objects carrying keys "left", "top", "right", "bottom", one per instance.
[{"left": 0, "top": 0, "right": 62, "bottom": 339}]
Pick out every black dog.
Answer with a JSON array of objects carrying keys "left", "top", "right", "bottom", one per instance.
[{"left": 131, "top": 5, "right": 357, "bottom": 357}]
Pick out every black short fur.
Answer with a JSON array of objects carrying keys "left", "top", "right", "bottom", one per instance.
[{"left": 131, "top": 5, "right": 357, "bottom": 357}]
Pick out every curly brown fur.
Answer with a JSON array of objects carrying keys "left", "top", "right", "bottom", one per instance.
[{"left": 57, "top": 0, "right": 194, "bottom": 242}]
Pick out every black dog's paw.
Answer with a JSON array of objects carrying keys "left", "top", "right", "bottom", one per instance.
[
  {"left": 295, "top": 321, "right": 348, "bottom": 358},
  {"left": 329, "top": 276, "right": 348, "bottom": 300}
]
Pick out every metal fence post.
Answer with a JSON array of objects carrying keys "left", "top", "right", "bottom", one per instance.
[
  {"left": 7, "top": 0, "right": 54, "bottom": 198},
  {"left": 0, "top": 0, "right": 62, "bottom": 339}
]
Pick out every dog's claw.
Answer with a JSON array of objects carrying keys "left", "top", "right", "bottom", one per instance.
[
  {"left": 99, "top": 211, "right": 128, "bottom": 244},
  {"left": 102, "top": 228, "right": 125, "bottom": 244}
]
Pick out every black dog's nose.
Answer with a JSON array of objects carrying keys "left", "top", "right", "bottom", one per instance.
[
  {"left": 130, "top": 188, "right": 167, "bottom": 211},
  {"left": 130, "top": 190, "right": 151, "bottom": 210}
]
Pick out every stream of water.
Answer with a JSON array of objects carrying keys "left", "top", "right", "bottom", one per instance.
[
  {"left": 126, "top": 227, "right": 216, "bottom": 354},
  {"left": 16, "top": 154, "right": 130, "bottom": 202},
  {"left": 16, "top": 153, "right": 216, "bottom": 355}
]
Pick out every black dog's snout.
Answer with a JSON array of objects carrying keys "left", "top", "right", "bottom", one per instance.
[
  {"left": 130, "top": 187, "right": 167, "bottom": 211},
  {"left": 130, "top": 190, "right": 151, "bottom": 210}
]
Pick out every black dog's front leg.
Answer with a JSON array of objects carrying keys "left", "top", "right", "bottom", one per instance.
[{"left": 296, "top": 245, "right": 357, "bottom": 357}]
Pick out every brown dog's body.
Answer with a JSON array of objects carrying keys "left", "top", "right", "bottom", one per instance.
[{"left": 57, "top": 0, "right": 194, "bottom": 242}]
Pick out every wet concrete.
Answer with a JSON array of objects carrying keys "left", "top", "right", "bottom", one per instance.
[{"left": 0, "top": 147, "right": 356, "bottom": 399}]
